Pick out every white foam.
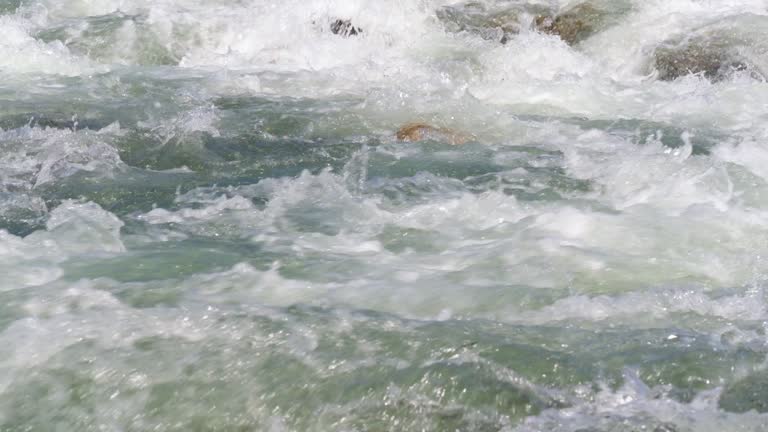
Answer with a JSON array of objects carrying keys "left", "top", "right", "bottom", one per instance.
[
  {"left": 139, "top": 104, "right": 221, "bottom": 145},
  {"left": 6, "top": 1, "right": 768, "bottom": 428},
  {"left": 128, "top": 155, "right": 768, "bottom": 312},
  {"left": 513, "top": 286, "right": 768, "bottom": 325},
  {"left": 0, "top": 123, "right": 123, "bottom": 190},
  {"left": 3, "top": 0, "right": 767, "bottom": 138},
  {"left": 0, "top": 13, "right": 103, "bottom": 76},
  {"left": 141, "top": 195, "right": 254, "bottom": 225},
  {"left": 0, "top": 200, "right": 124, "bottom": 290},
  {"left": 513, "top": 369, "right": 768, "bottom": 432}
]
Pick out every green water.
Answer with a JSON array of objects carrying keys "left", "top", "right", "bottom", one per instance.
[{"left": 2, "top": 0, "right": 768, "bottom": 430}]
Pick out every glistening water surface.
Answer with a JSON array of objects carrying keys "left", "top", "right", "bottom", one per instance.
[{"left": 2, "top": 0, "right": 768, "bottom": 430}]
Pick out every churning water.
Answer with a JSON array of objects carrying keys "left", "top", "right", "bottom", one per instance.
[{"left": 2, "top": 0, "right": 768, "bottom": 430}]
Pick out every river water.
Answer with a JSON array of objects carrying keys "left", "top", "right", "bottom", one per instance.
[{"left": 2, "top": 0, "right": 768, "bottom": 430}]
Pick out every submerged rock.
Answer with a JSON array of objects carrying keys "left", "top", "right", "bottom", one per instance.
[
  {"left": 436, "top": 0, "right": 631, "bottom": 46},
  {"left": 534, "top": 3, "right": 600, "bottom": 45},
  {"left": 395, "top": 123, "right": 471, "bottom": 145},
  {"left": 650, "top": 14, "right": 768, "bottom": 82},
  {"left": 330, "top": 19, "right": 362, "bottom": 37},
  {"left": 436, "top": 1, "right": 552, "bottom": 44},
  {"left": 534, "top": 0, "right": 632, "bottom": 45},
  {"left": 653, "top": 43, "right": 749, "bottom": 82}
]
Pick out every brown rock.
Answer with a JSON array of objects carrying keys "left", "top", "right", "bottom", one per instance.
[
  {"left": 535, "top": 3, "right": 604, "bottom": 45},
  {"left": 534, "top": 1, "right": 632, "bottom": 45},
  {"left": 395, "top": 123, "right": 471, "bottom": 145},
  {"left": 649, "top": 15, "right": 768, "bottom": 82},
  {"left": 653, "top": 42, "right": 748, "bottom": 82},
  {"left": 436, "top": 1, "right": 630, "bottom": 46},
  {"left": 436, "top": 2, "right": 552, "bottom": 45}
]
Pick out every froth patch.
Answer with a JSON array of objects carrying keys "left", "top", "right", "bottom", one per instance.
[
  {"left": 514, "top": 286, "right": 768, "bottom": 325},
  {"left": 0, "top": 201, "right": 124, "bottom": 290},
  {"left": 0, "top": 122, "right": 123, "bottom": 191},
  {"left": 0, "top": 16, "right": 103, "bottom": 76},
  {"left": 139, "top": 195, "right": 255, "bottom": 225}
]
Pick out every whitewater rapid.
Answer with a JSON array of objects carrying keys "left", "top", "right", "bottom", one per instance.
[{"left": 2, "top": 0, "right": 768, "bottom": 430}]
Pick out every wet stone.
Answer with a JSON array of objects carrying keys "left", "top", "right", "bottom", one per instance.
[
  {"left": 534, "top": 1, "right": 631, "bottom": 45},
  {"left": 395, "top": 122, "right": 471, "bottom": 145},
  {"left": 653, "top": 42, "right": 751, "bottom": 82},
  {"left": 330, "top": 19, "right": 362, "bottom": 37},
  {"left": 650, "top": 15, "right": 768, "bottom": 82},
  {"left": 438, "top": 1, "right": 630, "bottom": 46},
  {"left": 436, "top": 1, "right": 552, "bottom": 44},
  {"left": 535, "top": 3, "right": 603, "bottom": 45}
]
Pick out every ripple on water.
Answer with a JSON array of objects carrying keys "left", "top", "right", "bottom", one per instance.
[{"left": 2, "top": 0, "right": 768, "bottom": 430}]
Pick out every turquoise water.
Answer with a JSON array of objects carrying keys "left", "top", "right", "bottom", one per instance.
[{"left": 2, "top": 0, "right": 768, "bottom": 430}]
